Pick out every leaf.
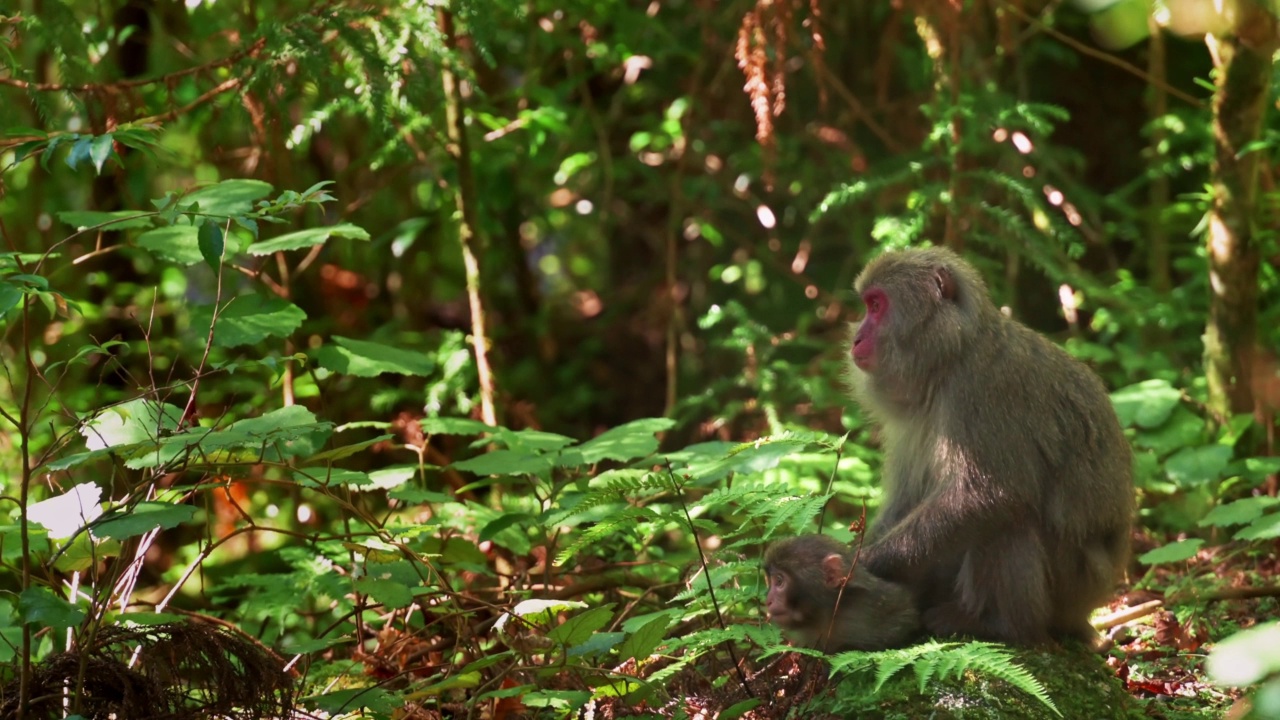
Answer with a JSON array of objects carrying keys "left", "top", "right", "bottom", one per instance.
[
  {"left": 479, "top": 513, "right": 535, "bottom": 542},
  {"left": 197, "top": 221, "right": 225, "bottom": 270},
  {"left": 547, "top": 605, "right": 614, "bottom": 647},
  {"left": 93, "top": 502, "right": 199, "bottom": 540},
  {"left": 57, "top": 210, "right": 155, "bottom": 231},
  {"left": 568, "top": 631, "right": 625, "bottom": 657},
  {"left": 0, "top": 282, "right": 22, "bottom": 315},
  {"left": 494, "top": 599, "right": 587, "bottom": 632},
  {"left": 616, "top": 614, "right": 670, "bottom": 661},
  {"left": 89, "top": 133, "right": 114, "bottom": 173},
  {"left": 452, "top": 450, "right": 553, "bottom": 477},
  {"left": 137, "top": 225, "right": 245, "bottom": 266},
  {"left": 305, "top": 687, "right": 401, "bottom": 715},
  {"left": 421, "top": 417, "right": 494, "bottom": 436},
  {"left": 1132, "top": 406, "right": 1205, "bottom": 455},
  {"left": 1164, "top": 445, "right": 1233, "bottom": 487},
  {"left": 1209, "top": 621, "right": 1280, "bottom": 687},
  {"left": 1138, "top": 538, "right": 1204, "bottom": 565},
  {"left": 1199, "top": 497, "right": 1280, "bottom": 528},
  {"left": 183, "top": 179, "right": 274, "bottom": 215},
  {"left": 248, "top": 223, "right": 371, "bottom": 255},
  {"left": 291, "top": 468, "right": 372, "bottom": 488},
  {"left": 80, "top": 399, "right": 184, "bottom": 451},
  {"left": 1110, "top": 379, "right": 1182, "bottom": 429},
  {"left": 1236, "top": 512, "right": 1280, "bottom": 541},
  {"left": 27, "top": 483, "right": 103, "bottom": 539},
  {"left": 314, "top": 336, "right": 434, "bottom": 377},
  {"left": 305, "top": 435, "right": 395, "bottom": 464},
  {"left": 574, "top": 418, "right": 674, "bottom": 464},
  {"left": 18, "top": 587, "right": 85, "bottom": 629},
  {"left": 354, "top": 578, "right": 414, "bottom": 609},
  {"left": 189, "top": 295, "right": 307, "bottom": 347},
  {"left": 65, "top": 136, "right": 92, "bottom": 171}
]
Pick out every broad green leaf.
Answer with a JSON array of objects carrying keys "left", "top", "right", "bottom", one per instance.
[
  {"left": 94, "top": 502, "right": 198, "bottom": 540},
  {"left": 1165, "top": 445, "right": 1233, "bottom": 487},
  {"left": 1236, "top": 512, "right": 1280, "bottom": 541},
  {"left": 315, "top": 336, "right": 434, "bottom": 377},
  {"left": 248, "top": 223, "right": 371, "bottom": 255},
  {"left": 197, "top": 221, "right": 224, "bottom": 270},
  {"left": 616, "top": 613, "right": 670, "bottom": 661},
  {"left": 574, "top": 418, "right": 674, "bottom": 464},
  {"left": 1208, "top": 621, "right": 1280, "bottom": 686},
  {"left": 57, "top": 210, "right": 155, "bottom": 231},
  {"left": 183, "top": 179, "right": 273, "bottom": 215},
  {"left": 305, "top": 434, "right": 394, "bottom": 463},
  {"left": 80, "top": 399, "right": 184, "bottom": 450},
  {"left": 18, "top": 588, "right": 85, "bottom": 629},
  {"left": 53, "top": 533, "right": 123, "bottom": 573},
  {"left": 0, "top": 281, "right": 21, "bottom": 314},
  {"left": 492, "top": 428, "right": 575, "bottom": 452},
  {"left": 366, "top": 465, "right": 416, "bottom": 491},
  {"left": 1132, "top": 406, "right": 1205, "bottom": 455},
  {"left": 65, "top": 136, "right": 92, "bottom": 171},
  {"left": 1200, "top": 497, "right": 1280, "bottom": 528},
  {"left": 1137, "top": 538, "right": 1203, "bottom": 565},
  {"left": 292, "top": 468, "right": 372, "bottom": 488},
  {"left": 1111, "top": 379, "right": 1182, "bottom": 429},
  {"left": 452, "top": 450, "right": 553, "bottom": 477},
  {"left": 1234, "top": 457, "right": 1280, "bottom": 482},
  {"left": 547, "top": 605, "right": 614, "bottom": 647},
  {"left": 189, "top": 295, "right": 307, "bottom": 347},
  {"left": 494, "top": 599, "right": 587, "bottom": 632},
  {"left": 354, "top": 578, "right": 414, "bottom": 609},
  {"left": 137, "top": 225, "right": 246, "bottom": 266},
  {"left": 421, "top": 417, "right": 494, "bottom": 436},
  {"left": 305, "top": 687, "right": 401, "bottom": 715},
  {"left": 89, "top": 133, "right": 114, "bottom": 173},
  {"left": 568, "top": 631, "right": 624, "bottom": 657},
  {"left": 479, "top": 512, "right": 535, "bottom": 542}
]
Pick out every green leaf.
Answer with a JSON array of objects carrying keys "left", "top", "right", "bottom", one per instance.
[
  {"left": 0, "top": 282, "right": 23, "bottom": 315},
  {"left": 137, "top": 225, "right": 245, "bottom": 266},
  {"left": 80, "top": 399, "right": 184, "bottom": 450},
  {"left": 94, "top": 502, "right": 199, "bottom": 540},
  {"left": 1236, "top": 512, "right": 1280, "bottom": 541},
  {"left": 616, "top": 613, "right": 669, "bottom": 661},
  {"left": 479, "top": 513, "right": 535, "bottom": 542},
  {"left": 1208, "top": 621, "right": 1280, "bottom": 686},
  {"left": 1200, "top": 497, "right": 1280, "bottom": 528},
  {"left": 495, "top": 599, "right": 588, "bottom": 632},
  {"left": 305, "top": 687, "right": 401, "bottom": 715},
  {"left": 65, "top": 136, "right": 92, "bottom": 171},
  {"left": 1164, "top": 445, "right": 1233, "bottom": 487},
  {"left": 291, "top": 468, "right": 372, "bottom": 488},
  {"left": 197, "top": 221, "right": 225, "bottom": 270},
  {"left": 57, "top": 210, "right": 155, "bottom": 231},
  {"left": 547, "top": 605, "right": 614, "bottom": 647},
  {"left": 89, "top": 133, "right": 114, "bottom": 173},
  {"left": 305, "top": 435, "right": 395, "bottom": 464},
  {"left": 1138, "top": 538, "right": 1204, "bottom": 565},
  {"left": 248, "top": 223, "right": 371, "bottom": 255},
  {"left": 1132, "top": 406, "right": 1205, "bottom": 455},
  {"left": 183, "top": 179, "right": 274, "bottom": 215},
  {"left": 568, "top": 631, "right": 624, "bottom": 657},
  {"left": 18, "top": 587, "right": 85, "bottom": 629},
  {"left": 1111, "top": 379, "right": 1182, "bottom": 429},
  {"left": 314, "top": 336, "right": 434, "bottom": 377},
  {"left": 27, "top": 482, "right": 103, "bottom": 539},
  {"left": 574, "top": 418, "right": 674, "bottom": 464},
  {"left": 421, "top": 417, "right": 495, "bottom": 436},
  {"left": 452, "top": 450, "right": 553, "bottom": 477},
  {"left": 354, "top": 578, "right": 414, "bottom": 609},
  {"left": 189, "top": 295, "right": 307, "bottom": 347}
]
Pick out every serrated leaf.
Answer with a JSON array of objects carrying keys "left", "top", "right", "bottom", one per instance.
[
  {"left": 547, "top": 605, "right": 614, "bottom": 647},
  {"left": 568, "top": 631, "right": 624, "bottom": 657},
  {"left": 452, "top": 450, "right": 552, "bottom": 477},
  {"left": 305, "top": 687, "right": 400, "bottom": 715},
  {"left": 0, "top": 282, "right": 22, "bottom": 315},
  {"left": 18, "top": 587, "right": 85, "bottom": 629},
  {"left": 421, "top": 417, "right": 494, "bottom": 436},
  {"left": 479, "top": 513, "right": 535, "bottom": 542},
  {"left": 616, "top": 614, "right": 669, "bottom": 661},
  {"left": 93, "top": 502, "right": 198, "bottom": 540},
  {"left": 305, "top": 435, "right": 395, "bottom": 464},
  {"left": 291, "top": 468, "right": 372, "bottom": 488},
  {"left": 80, "top": 399, "right": 184, "bottom": 451},
  {"left": 89, "top": 134, "right": 114, "bottom": 173},
  {"left": 189, "top": 295, "right": 307, "bottom": 347},
  {"left": 315, "top": 336, "right": 434, "bottom": 377},
  {"left": 575, "top": 418, "right": 674, "bottom": 464},
  {"left": 65, "top": 136, "right": 92, "bottom": 171},
  {"left": 1236, "top": 512, "right": 1280, "bottom": 541},
  {"left": 197, "top": 221, "right": 224, "bottom": 270},
  {"left": 1165, "top": 445, "right": 1233, "bottom": 487},
  {"left": 494, "top": 599, "right": 587, "bottom": 632},
  {"left": 1208, "top": 621, "right": 1280, "bottom": 686},
  {"left": 137, "top": 225, "right": 245, "bottom": 266},
  {"left": 1138, "top": 538, "right": 1204, "bottom": 565},
  {"left": 27, "top": 483, "right": 103, "bottom": 539},
  {"left": 248, "top": 223, "right": 371, "bottom": 255},
  {"left": 1111, "top": 379, "right": 1182, "bottom": 429}
]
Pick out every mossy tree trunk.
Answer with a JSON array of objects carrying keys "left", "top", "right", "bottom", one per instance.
[{"left": 1203, "top": 2, "right": 1279, "bottom": 421}]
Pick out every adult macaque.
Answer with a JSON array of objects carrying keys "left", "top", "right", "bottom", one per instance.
[
  {"left": 764, "top": 534, "right": 919, "bottom": 651},
  {"left": 848, "top": 247, "right": 1133, "bottom": 646}
]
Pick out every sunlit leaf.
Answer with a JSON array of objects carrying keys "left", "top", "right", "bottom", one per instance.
[
  {"left": 1110, "top": 379, "right": 1182, "bottom": 429},
  {"left": 574, "top": 417, "right": 674, "bottom": 464},
  {"left": 197, "top": 221, "right": 224, "bottom": 270},
  {"left": 1208, "top": 621, "right": 1280, "bottom": 686},
  {"left": 183, "top": 179, "right": 274, "bottom": 215},
  {"left": 1164, "top": 445, "right": 1232, "bottom": 487},
  {"left": 18, "top": 587, "right": 84, "bottom": 629},
  {"left": 547, "top": 605, "right": 614, "bottom": 647},
  {"left": 80, "top": 399, "right": 184, "bottom": 451},
  {"left": 1137, "top": 538, "right": 1203, "bottom": 565},
  {"left": 27, "top": 483, "right": 103, "bottom": 539},
  {"left": 93, "top": 502, "right": 199, "bottom": 540},
  {"left": 57, "top": 210, "right": 155, "bottom": 231},
  {"left": 315, "top": 336, "right": 434, "bottom": 377},
  {"left": 189, "top": 295, "right": 307, "bottom": 347},
  {"left": 248, "top": 223, "right": 371, "bottom": 254}
]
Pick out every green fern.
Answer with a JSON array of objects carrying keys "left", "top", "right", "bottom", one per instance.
[{"left": 830, "top": 640, "right": 1060, "bottom": 716}]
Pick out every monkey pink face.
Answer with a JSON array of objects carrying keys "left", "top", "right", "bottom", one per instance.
[
  {"left": 852, "top": 288, "right": 887, "bottom": 372},
  {"left": 766, "top": 570, "right": 802, "bottom": 629}
]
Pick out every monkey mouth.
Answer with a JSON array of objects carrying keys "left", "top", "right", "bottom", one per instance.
[{"left": 851, "top": 341, "right": 874, "bottom": 371}]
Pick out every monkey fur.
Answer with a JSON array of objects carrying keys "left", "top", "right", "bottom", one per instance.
[
  {"left": 848, "top": 247, "right": 1133, "bottom": 646},
  {"left": 764, "top": 534, "right": 920, "bottom": 652}
]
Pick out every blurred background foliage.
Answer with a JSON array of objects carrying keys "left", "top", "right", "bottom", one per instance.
[{"left": 3, "top": 0, "right": 1280, "bottom": 716}]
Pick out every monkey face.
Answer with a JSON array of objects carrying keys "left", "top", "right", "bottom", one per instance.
[
  {"left": 851, "top": 288, "right": 888, "bottom": 372},
  {"left": 764, "top": 569, "right": 807, "bottom": 630}
]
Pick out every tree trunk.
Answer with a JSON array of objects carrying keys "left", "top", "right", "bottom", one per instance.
[{"left": 1203, "top": 2, "right": 1278, "bottom": 421}]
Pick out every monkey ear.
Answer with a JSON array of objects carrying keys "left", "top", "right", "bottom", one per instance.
[
  {"left": 821, "top": 553, "right": 850, "bottom": 588},
  {"left": 933, "top": 266, "right": 957, "bottom": 302}
]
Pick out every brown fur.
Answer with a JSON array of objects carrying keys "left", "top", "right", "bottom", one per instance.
[
  {"left": 764, "top": 534, "right": 920, "bottom": 652},
  {"left": 848, "top": 247, "right": 1133, "bottom": 646}
]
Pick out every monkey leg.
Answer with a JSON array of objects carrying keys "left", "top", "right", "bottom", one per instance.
[
  {"left": 1049, "top": 536, "right": 1123, "bottom": 645},
  {"left": 923, "top": 531, "right": 1052, "bottom": 645}
]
